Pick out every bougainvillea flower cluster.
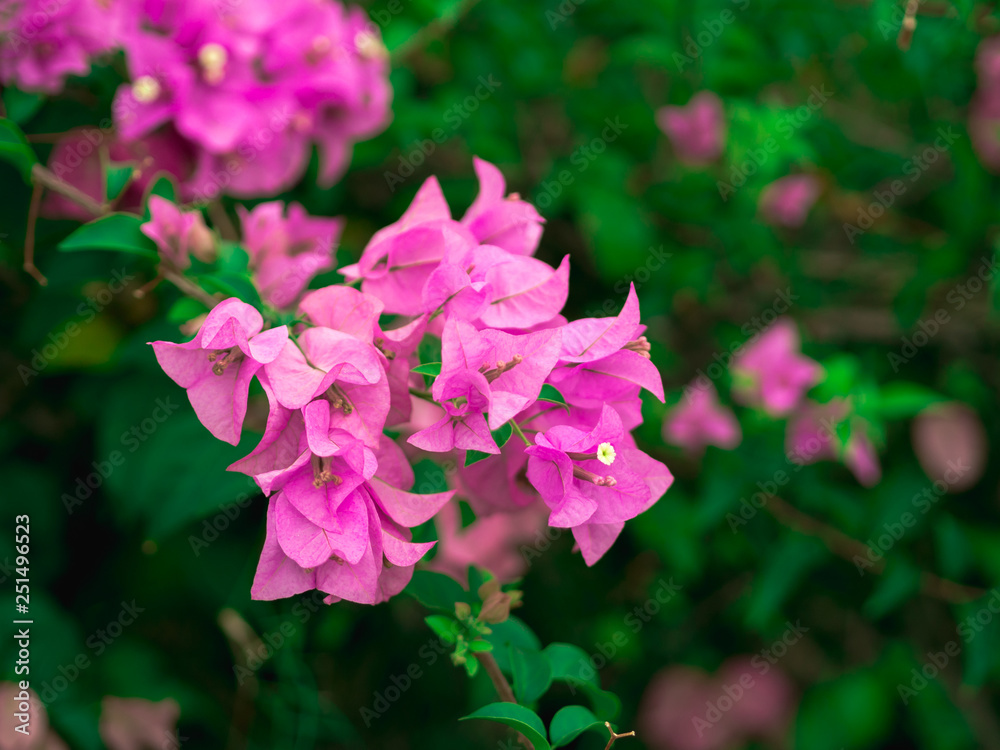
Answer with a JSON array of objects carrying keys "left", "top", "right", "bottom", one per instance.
[
  {"left": 150, "top": 158, "right": 673, "bottom": 605},
  {"left": 11, "top": 0, "right": 391, "bottom": 202}
]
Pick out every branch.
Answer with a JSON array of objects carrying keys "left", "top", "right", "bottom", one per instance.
[
  {"left": 763, "top": 495, "right": 985, "bottom": 604},
  {"left": 31, "top": 163, "right": 105, "bottom": 217},
  {"left": 473, "top": 651, "right": 533, "bottom": 750}
]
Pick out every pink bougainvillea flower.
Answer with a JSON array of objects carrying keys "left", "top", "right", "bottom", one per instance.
[
  {"left": 151, "top": 298, "right": 288, "bottom": 445},
  {"left": 656, "top": 91, "right": 726, "bottom": 165},
  {"left": 100, "top": 697, "right": 181, "bottom": 750},
  {"left": 238, "top": 202, "right": 343, "bottom": 310},
  {"left": 525, "top": 405, "right": 673, "bottom": 564},
  {"left": 759, "top": 174, "right": 821, "bottom": 228},
  {"left": 786, "top": 399, "right": 881, "bottom": 487},
  {"left": 912, "top": 402, "right": 987, "bottom": 492},
  {"left": 264, "top": 327, "right": 389, "bottom": 447},
  {"left": 141, "top": 196, "right": 215, "bottom": 269},
  {"left": 0, "top": 0, "right": 119, "bottom": 94},
  {"left": 111, "top": 0, "right": 391, "bottom": 198},
  {"left": 731, "top": 318, "right": 822, "bottom": 416},
  {"left": 251, "top": 480, "right": 452, "bottom": 604},
  {"left": 970, "top": 37, "right": 1000, "bottom": 171},
  {"left": 460, "top": 157, "right": 545, "bottom": 256},
  {"left": 408, "top": 319, "right": 562, "bottom": 453},
  {"left": 663, "top": 381, "right": 741, "bottom": 452}
]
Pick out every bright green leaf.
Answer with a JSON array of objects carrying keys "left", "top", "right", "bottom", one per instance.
[
  {"left": 405, "top": 570, "right": 470, "bottom": 611},
  {"left": 538, "top": 384, "right": 567, "bottom": 407},
  {"left": 549, "top": 705, "right": 604, "bottom": 748},
  {"left": 424, "top": 615, "right": 460, "bottom": 644},
  {"left": 460, "top": 702, "right": 551, "bottom": 750},
  {"left": 0, "top": 118, "right": 37, "bottom": 183},
  {"left": 509, "top": 646, "right": 552, "bottom": 705},
  {"left": 105, "top": 163, "right": 134, "bottom": 202},
  {"left": 412, "top": 362, "right": 442, "bottom": 376},
  {"left": 58, "top": 213, "right": 158, "bottom": 259}
]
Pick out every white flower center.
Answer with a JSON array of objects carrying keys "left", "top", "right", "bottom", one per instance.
[
  {"left": 132, "top": 76, "right": 161, "bottom": 103},
  {"left": 597, "top": 442, "right": 616, "bottom": 466}
]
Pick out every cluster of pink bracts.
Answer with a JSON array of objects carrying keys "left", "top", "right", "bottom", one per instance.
[
  {"left": 2, "top": 0, "right": 390, "bottom": 201},
  {"left": 149, "top": 158, "right": 673, "bottom": 605}
]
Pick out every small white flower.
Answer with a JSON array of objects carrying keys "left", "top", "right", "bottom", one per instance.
[{"left": 597, "top": 442, "right": 616, "bottom": 466}]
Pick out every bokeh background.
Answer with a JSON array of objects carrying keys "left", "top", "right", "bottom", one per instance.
[{"left": 3, "top": 0, "right": 1000, "bottom": 748}]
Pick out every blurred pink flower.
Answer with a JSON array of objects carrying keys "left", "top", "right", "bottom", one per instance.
[
  {"left": 786, "top": 398, "right": 881, "bottom": 487},
  {"left": 731, "top": 318, "right": 823, "bottom": 416},
  {"left": 663, "top": 381, "right": 741, "bottom": 452},
  {"left": 429, "top": 500, "right": 549, "bottom": 583},
  {"left": 141, "top": 196, "right": 215, "bottom": 270},
  {"left": 912, "top": 402, "right": 987, "bottom": 492},
  {"left": 970, "top": 37, "right": 1000, "bottom": 171},
  {"left": 0, "top": 0, "right": 120, "bottom": 94},
  {"left": 637, "top": 658, "right": 796, "bottom": 750},
  {"left": 759, "top": 174, "right": 821, "bottom": 228},
  {"left": 656, "top": 92, "right": 726, "bottom": 165},
  {"left": 99, "top": 697, "right": 180, "bottom": 750}
]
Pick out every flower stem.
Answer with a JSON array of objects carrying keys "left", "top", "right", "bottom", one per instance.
[
  {"left": 473, "top": 651, "right": 533, "bottom": 750},
  {"left": 510, "top": 420, "right": 531, "bottom": 446}
]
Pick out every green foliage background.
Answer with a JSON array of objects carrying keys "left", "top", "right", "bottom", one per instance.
[{"left": 3, "top": 0, "right": 1000, "bottom": 747}]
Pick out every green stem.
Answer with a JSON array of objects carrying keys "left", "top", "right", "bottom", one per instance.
[{"left": 510, "top": 420, "right": 531, "bottom": 446}]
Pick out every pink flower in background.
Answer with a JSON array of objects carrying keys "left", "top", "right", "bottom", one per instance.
[
  {"left": 99, "top": 697, "right": 181, "bottom": 750},
  {"left": 141, "top": 197, "right": 215, "bottom": 269},
  {"left": 663, "top": 381, "right": 741, "bottom": 452},
  {"left": 759, "top": 174, "right": 821, "bottom": 227},
  {"left": 0, "top": 0, "right": 119, "bottom": 93},
  {"left": 238, "top": 202, "right": 343, "bottom": 310},
  {"left": 731, "top": 318, "right": 823, "bottom": 416},
  {"left": 429, "top": 500, "right": 549, "bottom": 583},
  {"left": 970, "top": 37, "right": 1000, "bottom": 171},
  {"left": 656, "top": 91, "right": 726, "bottom": 164},
  {"left": 111, "top": 0, "right": 391, "bottom": 198},
  {"left": 637, "top": 659, "right": 796, "bottom": 750},
  {"left": 786, "top": 399, "right": 881, "bottom": 487},
  {"left": 151, "top": 298, "right": 288, "bottom": 445},
  {"left": 912, "top": 402, "right": 987, "bottom": 492}
]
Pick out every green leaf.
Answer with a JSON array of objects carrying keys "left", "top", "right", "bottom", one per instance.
[
  {"left": 405, "top": 570, "right": 470, "bottom": 611},
  {"left": 0, "top": 117, "right": 37, "bottom": 183},
  {"left": 469, "top": 640, "right": 493, "bottom": 653},
  {"left": 2, "top": 89, "right": 44, "bottom": 125},
  {"left": 509, "top": 646, "right": 552, "bottom": 705},
  {"left": 863, "top": 559, "right": 921, "bottom": 619},
  {"left": 424, "top": 615, "right": 460, "bottom": 644},
  {"left": 465, "top": 449, "right": 491, "bottom": 466},
  {"left": 200, "top": 273, "right": 262, "bottom": 308},
  {"left": 538, "top": 383, "right": 567, "bottom": 407},
  {"left": 167, "top": 298, "right": 209, "bottom": 325},
  {"left": 58, "top": 213, "right": 158, "bottom": 259},
  {"left": 460, "top": 703, "right": 551, "bottom": 750},
  {"left": 105, "top": 163, "right": 134, "bottom": 202},
  {"left": 492, "top": 421, "right": 513, "bottom": 448},
  {"left": 877, "top": 382, "right": 947, "bottom": 419},
  {"left": 484, "top": 616, "right": 542, "bottom": 673},
  {"left": 549, "top": 705, "right": 604, "bottom": 748},
  {"left": 412, "top": 362, "right": 442, "bottom": 376},
  {"left": 544, "top": 643, "right": 599, "bottom": 687}
]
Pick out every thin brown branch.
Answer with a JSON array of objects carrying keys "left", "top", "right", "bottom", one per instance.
[
  {"left": 31, "top": 163, "right": 105, "bottom": 217},
  {"left": 473, "top": 651, "right": 533, "bottom": 750},
  {"left": 23, "top": 179, "right": 47, "bottom": 285},
  {"left": 207, "top": 200, "right": 239, "bottom": 241},
  {"left": 162, "top": 269, "right": 221, "bottom": 309},
  {"left": 763, "top": 496, "right": 985, "bottom": 604}
]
